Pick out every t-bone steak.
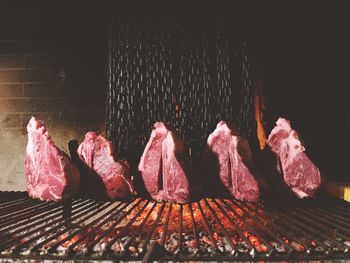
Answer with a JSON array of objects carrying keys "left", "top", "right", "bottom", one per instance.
[
  {"left": 25, "top": 117, "right": 80, "bottom": 201},
  {"left": 203, "top": 121, "right": 260, "bottom": 201},
  {"left": 77, "top": 132, "right": 134, "bottom": 199},
  {"left": 138, "top": 122, "right": 196, "bottom": 203},
  {"left": 267, "top": 118, "right": 321, "bottom": 198}
]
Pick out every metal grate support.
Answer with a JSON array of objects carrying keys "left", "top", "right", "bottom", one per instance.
[{"left": 1, "top": 192, "right": 350, "bottom": 261}]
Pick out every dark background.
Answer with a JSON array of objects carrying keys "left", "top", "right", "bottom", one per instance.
[{"left": 0, "top": 1, "right": 348, "bottom": 181}]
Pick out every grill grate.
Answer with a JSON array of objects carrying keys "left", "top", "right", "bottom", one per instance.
[{"left": 0, "top": 192, "right": 350, "bottom": 261}]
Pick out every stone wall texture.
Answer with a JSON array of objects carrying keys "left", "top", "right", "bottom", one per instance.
[{"left": 0, "top": 40, "right": 106, "bottom": 191}]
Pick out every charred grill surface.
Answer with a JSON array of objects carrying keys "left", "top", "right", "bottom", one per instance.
[{"left": 0, "top": 191, "right": 350, "bottom": 262}]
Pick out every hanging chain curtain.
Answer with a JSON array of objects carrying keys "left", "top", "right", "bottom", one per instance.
[{"left": 106, "top": 15, "right": 257, "bottom": 162}]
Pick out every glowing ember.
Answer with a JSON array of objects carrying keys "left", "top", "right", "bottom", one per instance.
[{"left": 62, "top": 234, "right": 81, "bottom": 248}]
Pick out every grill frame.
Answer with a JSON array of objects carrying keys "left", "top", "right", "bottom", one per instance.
[{"left": 0, "top": 191, "right": 350, "bottom": 262}]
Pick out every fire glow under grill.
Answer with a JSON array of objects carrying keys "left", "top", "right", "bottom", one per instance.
[{"left": 0, "top": 192, "right": 350, "bottom": 262}]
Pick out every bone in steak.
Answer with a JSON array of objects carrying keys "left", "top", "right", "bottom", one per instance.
[
  {"left": 25, "top": 117, "right": 80, "bottom": 201},
  {"left": 77, "top": 132, "right": 134, "bottom": 199},
  {"left": 203, "top": 121, "right": 259, "bottom": 202},
  {"left": 267, "top": 118, "right": 321, "bottom": 198},
  {"left": 138, "top": 122, "right": 195, "bottom": 203}
]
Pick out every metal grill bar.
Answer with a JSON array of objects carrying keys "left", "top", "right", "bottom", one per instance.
[
  {"left": 201, "top": 199, "right": 236, "bottom": 255},
  {"left": 0, "top": 199, "right": 82, "bottom": 237},
  {"left": 63, "top": 199, "right": 134, "bottom": 254},
  {"left": 0, "top": 201, "right": 60, "bottom": 229},
  {"left": 196, "top": 201, "right": 218, "bottom": 252},
  {"left": 178, "top": 204, "right": 183, "bottom": 254},
  {"left": 46, "top": 200, "right": 126, "bottom": 254},
  {"left": 30, "top": 201, "right": 115, "bottom": 253},
  {"left": 118, "top": 202, "right": 158, "bottom": 255},
  {"left": 212, "top": 198, "right": 275, "bottom": 255},
  {"left": 160, "top": 203, "right": 172, "bottom": 247},
  {"left": 141, "top": 202, "right": 166, "bottom": 252},
  {"left": 302, "top": 206, "right": 350, "bottom": 235},
  {"left": 0, "top": 197, "right": 27, "bottom": 207},
  {"left": 7, "top": 200, "right": 99, "bottom": 253},
  {"left": 231, "top": 198, "right": 313, "bottom": 253},
  {"left": 0, "top": 199, "right": 92, "bottom": 250},
  {"left": 84, "top": 198, "right": 144, "bottom": 252},
  {"left": 219, "top": 199, "right": 294, "bottom": 254},
  {"left": 189, "top": 203, "right": 200, "bottom": 253},
  {"left": 1, "top": 192, "right": 350, "bottom": 262}
]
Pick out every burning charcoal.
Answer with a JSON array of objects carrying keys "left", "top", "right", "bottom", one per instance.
[
  {"left": 344, "top": 241, "right": 350, "bottom": 247},
  {"left": 74, "top": 246, "right": 88, "bottom": 256},
  {"left": 19, "top": 248, "right": 32, "bottom": 256},
  {"left": 199, "top": 231, "right": 205, "bottom": 238},
  {"left": 236, "top": 242, "right": 250, "bottom": 253},
  {"left": 323, "top": 240, "right": 332, "bottom": 247},
  {"left": 290, "top": 241, "right": 305, "bottom": 252},
  {"left": 93, "top": 242, "right": 107, "bottom": 252},
  {"left": 206, "top": 246, "right": 216, "bottom": 255},
  {"left": 201, "top": 235, "right": 214, "bottom": 247},
  {"left": 217, "top": 244, "right": 225, "bottom": 253},
  {"left": 128, "top": 245, "right": 136, "bottom": 254},
  {"left": 137, "top": 243, "right": 144, "bottom": 254},
  {"left": 271, "top": 241, "right": 286, "bottom": 253},
  {"left": 165, "top": 233, "right": 179, "bottom": 253},
  {"left": 121, "top": 236, "right": 129, "bottom": 242},
  {"left": 222, "top": 237, "right": 233, "bottom": 253},
  {"left": 74, "top": 242, "right": 87, "bottom": 252},
  {"left": 315, "top": 245, "right": 325, "bottom": 252},
  {"left": 111, "top": 242, "right": 122, "bottom": 253},
  {"left": 56, "top": 245, "right": 68, "bottom": 255}
]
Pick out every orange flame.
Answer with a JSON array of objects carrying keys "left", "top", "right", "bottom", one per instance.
[{"left": 254, "top": 81, "right": 267, "bottom": 150}]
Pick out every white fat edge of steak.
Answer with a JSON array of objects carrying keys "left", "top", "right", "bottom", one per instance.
[
  {"left": 207, "top": 120, "right": 232, "bottom": 147},
  {"left": 138, "top": 122, "right": 169, "bottom": 198},
  {"left": 77, "top": 131, "right": 100, "bottom": 167},
  {"left": 159, "top": 130, "right": 190, "bottom": 203},
  {"left": 267, "top": 117, "right": 293, "bottom": 153},
  {"left": 25, "top": 116, "right": 80, "bottom": 201}
]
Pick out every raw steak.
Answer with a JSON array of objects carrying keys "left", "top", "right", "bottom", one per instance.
[
  {"left": 77, "top": 132, "right": 134, "bottom": 199},
  {"left": 267, "top": 118, "right": 321, "bottom": 198},
  {"left": 204, "top": 121, "right": 259, "bottom": 201},
  {"left": 138, "top": 122, "right": 195, "bottom": 203},
  {"left": 25, "top": 117, "right": 80, "bottom": 201}
]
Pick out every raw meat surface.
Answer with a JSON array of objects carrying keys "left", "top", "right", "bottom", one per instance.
[
  {"left": 77, "top": 132, "right": 134, "bottom": 199},
  {"left": 138, "top": 122, "right": 195, "bottom": 203},
  {"left": 267, "top": 118, "right": 321, "bottom": 198},
  {"left": 138, "top": 122, "right": 168, "bottom": 199},
  {"left": 25, "top": 117, "right": 80, "bottom": 201},
  {"left": 204, "top": 121, "right": 259, "bottom": 201}
]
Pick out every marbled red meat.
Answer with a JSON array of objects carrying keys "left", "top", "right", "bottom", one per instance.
[
  {"left": 25, "top": 117, "right": 80, "bottom": 201},
  {"left": 267, "top": 118, "right": 321, "bottom": 198},
  {"left": 204, "top": 121, "right": 259, "bottom": 201},
  {"left": 77, "top": 132, "right": 134, "bottom": 199},
  {"left": 138, "top": 122, "right": 196, "bottom": 203}
]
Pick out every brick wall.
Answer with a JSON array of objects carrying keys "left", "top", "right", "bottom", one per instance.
[{"left": 0, "top": 40, "right": 106, "bottom": 190}]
